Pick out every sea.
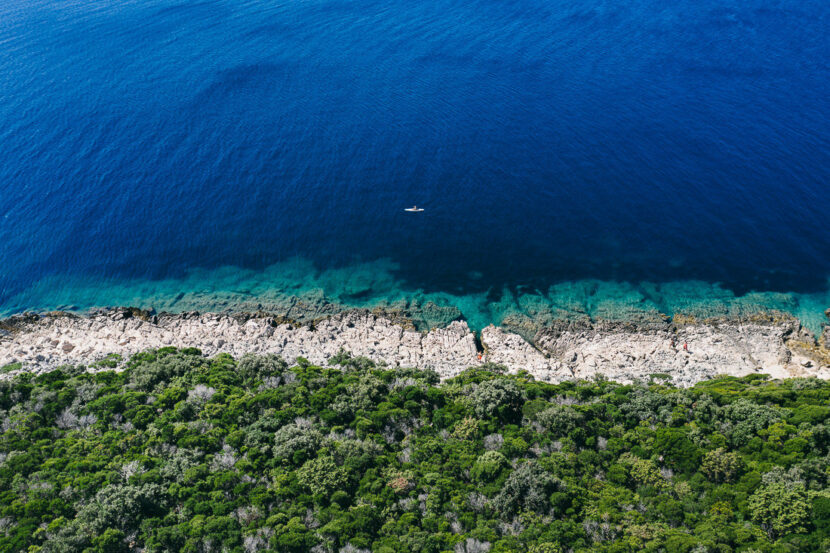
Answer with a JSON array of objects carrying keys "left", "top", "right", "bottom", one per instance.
[{"left": 1, "top": 0, "right": 828, "bottom": 333}]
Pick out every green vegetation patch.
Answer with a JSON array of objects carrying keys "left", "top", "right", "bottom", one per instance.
[
  {"left": 0, "top": 349, "right": 828, "bottom": 552},
  {"left": 92, "top": 353, "right": 123, "bottom": 369},
  {"left": 0, "top": 362, "right": 22, "bottom": 374}
]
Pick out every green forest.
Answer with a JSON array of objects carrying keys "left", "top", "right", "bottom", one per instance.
[{"left": 0, "top": 348, "right": 828, "bottom": 553}]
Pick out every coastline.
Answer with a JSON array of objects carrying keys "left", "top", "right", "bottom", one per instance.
[
  {"left": 2, "top": 302, "right": 829, "bottom": 385},
  {"left": 5, "top": 259, "right": 830, "bottom": 336}
]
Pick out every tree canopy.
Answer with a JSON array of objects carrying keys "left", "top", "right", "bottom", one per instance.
[{"left": 0, "top": 349, "right": 828, "bottom": 552}]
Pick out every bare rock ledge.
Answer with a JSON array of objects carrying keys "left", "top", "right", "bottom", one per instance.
[{"left": 2, "top": 308, "right": 829, "bottom": 385}]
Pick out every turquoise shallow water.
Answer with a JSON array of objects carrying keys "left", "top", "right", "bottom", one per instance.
[
  {"left": 4, "top": 257, "right": 828, "bottom": 336},
  {"left": 0, "top": 0, "right": 828, "bottom": 334}
]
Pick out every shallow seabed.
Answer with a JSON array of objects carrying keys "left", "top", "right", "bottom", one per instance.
[{"left": 4, "top": 257, "right": 828, "bottom": 337}]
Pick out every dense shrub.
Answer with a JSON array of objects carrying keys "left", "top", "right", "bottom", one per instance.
[
  {"left": 468, "top": 379, "right": 525, "bottom": 422},
  {"left": 0, "top": 351, "right": 827, "bottom": 552}
]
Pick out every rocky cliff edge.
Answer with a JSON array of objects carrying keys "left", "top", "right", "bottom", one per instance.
[{"left": 1, "top": 307, "right": 829, "bottom": 385}]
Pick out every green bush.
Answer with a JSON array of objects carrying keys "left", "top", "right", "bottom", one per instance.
[{"left": 0, "top": 352, "right": 826, "bottom": 552}]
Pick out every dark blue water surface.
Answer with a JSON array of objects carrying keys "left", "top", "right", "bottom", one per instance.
[{"left": 1, "top": 0, "right": 828, "bottom": 321}]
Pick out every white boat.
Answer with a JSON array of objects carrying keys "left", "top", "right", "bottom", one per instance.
[{"left": 404, "top": 206, "right": 424, "bottom": 212}]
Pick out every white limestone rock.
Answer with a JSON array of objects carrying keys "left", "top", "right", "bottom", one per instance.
[{"left": 1, "top": 308, "right": 829, "bottom": 384}]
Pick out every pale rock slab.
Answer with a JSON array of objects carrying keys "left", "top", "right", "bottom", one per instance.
[{"left": 1, "top": 308, "right": 829, "bottom": 385}]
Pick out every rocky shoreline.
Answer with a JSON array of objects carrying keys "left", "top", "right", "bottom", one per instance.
[{"left": 2, "top": 306, "right": 829, "bottom": 385}]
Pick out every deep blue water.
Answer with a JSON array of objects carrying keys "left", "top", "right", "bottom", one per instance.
[{"left": 0, "top": 0, "right": 829, "bottom": 325}]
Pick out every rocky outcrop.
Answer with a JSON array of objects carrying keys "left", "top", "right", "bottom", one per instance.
[
  {"left": 1, "top": 307, "right": 829, "bottom": 384},
  {"left": 824, "top": 309, "right": 830, "bottom": 349},
  {"left": 0, "top": 309, "right": 479, "bottom": 377},
  {"left": 531, "top": 313, "right": 822, "bottom": 386}
]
